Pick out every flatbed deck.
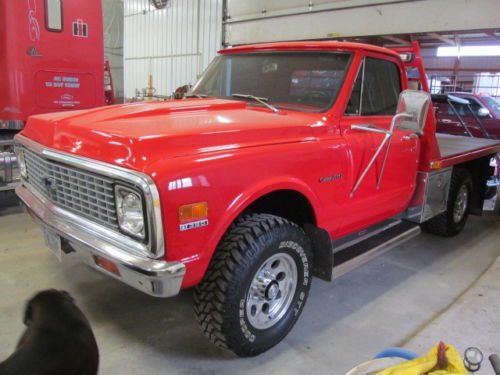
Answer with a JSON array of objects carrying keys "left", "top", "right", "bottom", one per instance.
[{"left": 431, "top": 133, "right": 500, "bottom": 169}]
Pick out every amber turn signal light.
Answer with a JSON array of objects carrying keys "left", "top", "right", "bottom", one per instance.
[
  {"left": 179, "top": 202, "right": 208, "bottom": 222},
  {"left": 93, "top": 255, "right": 120, "bottom": 276}
]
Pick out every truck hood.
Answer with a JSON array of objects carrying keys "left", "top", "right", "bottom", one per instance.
[{"left": 20, "top": 99, "right": 320, "bottom": 172}]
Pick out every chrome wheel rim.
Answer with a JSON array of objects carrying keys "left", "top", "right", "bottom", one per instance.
[
  {"left": 453, "top": 185, "right": 468, "bottom": 224},
  {"left": 246, "top": 253, "right": 298, "bottom": 330}
]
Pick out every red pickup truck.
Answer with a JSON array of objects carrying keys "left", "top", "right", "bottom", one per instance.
[
  {"left": 432, "top": 93, "right": 500, "bottom": 198},
  {"left": 434, "top": 92, "right": 500, "bottom": 139},
  {"left": 14, "top": 41, "right": 500, "bottom": 357}
]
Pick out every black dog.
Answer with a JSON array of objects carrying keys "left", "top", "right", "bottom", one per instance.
[{"left": 0, "top": 290, "right": 99, "bottom": 375}]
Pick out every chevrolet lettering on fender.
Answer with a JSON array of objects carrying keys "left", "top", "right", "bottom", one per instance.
[{"left": 15, "top": 41, "right": 500, "bottom": 357}]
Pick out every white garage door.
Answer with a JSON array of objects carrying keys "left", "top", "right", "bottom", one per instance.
[{"left": 225, "top": 0, "right": 500, "bottom": 45}]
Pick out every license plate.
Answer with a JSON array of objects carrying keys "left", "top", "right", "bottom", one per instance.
[{"left": 43, "top": 227, "right": 62, "bottom": 262}]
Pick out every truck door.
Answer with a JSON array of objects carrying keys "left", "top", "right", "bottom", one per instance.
[{"left": 338, "top": 55, "right": 420, "bottom": 235}]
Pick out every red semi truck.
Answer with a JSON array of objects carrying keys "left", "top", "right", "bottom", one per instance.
[
  {"left": 0, "top": 0, "right": 106, "bottom": 191},
  {"left": 14, "top": 41, "right": 500, "bottom": 356}
]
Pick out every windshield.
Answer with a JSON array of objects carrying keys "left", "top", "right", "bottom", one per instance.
[
  {"left": 482, "top": 96, "right": 500, "bottom": 117},
  {"left": 191, "top": 52, "right": 352, "bottom": 112}
]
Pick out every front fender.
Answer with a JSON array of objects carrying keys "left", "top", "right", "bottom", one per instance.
[
  {"left": 147, "top": 140, "right": 344, "bottom": 288},
  {"left": 186, "top": 177, "right": 322, "bottom": 288}
]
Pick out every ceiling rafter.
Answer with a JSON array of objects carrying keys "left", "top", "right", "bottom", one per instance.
[
  {"left": 486, "top": 31, "right": 500, "bottom": 42},
  {"left": 427, "top": 32, "right": 456, "bottom": 46},
  {"left": 381, "top": 35, "right": 410, "bottom": 45}
]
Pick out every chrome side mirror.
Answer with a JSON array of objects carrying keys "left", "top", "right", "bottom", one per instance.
[
  {"left": 393, "top": 90, "right": 431, "bottom": 136},
  {"left": 477, "top": 107, "right": 490, "bottom": 118}
]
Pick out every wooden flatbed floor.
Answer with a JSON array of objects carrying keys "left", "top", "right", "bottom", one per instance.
[
  {"left": 437, "top": 133, "right": 500, "bottom": 158},
  {"left": 432, "top": 133, "right": 500, "bottom": 169}
]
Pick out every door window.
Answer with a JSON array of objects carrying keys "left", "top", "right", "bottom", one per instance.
[
  {"left": 447, "top": 103, "right": 463, "bottom": 116},
  {"left": 345, "top": 68, "right": 362, "bottom": 115},
  {"left": 45, "top": 0, "right": 63, "bottom": 32},
  {"left": 345, "top": 57, "right": 401, "bottom": 116},
  {"left": 468, "top": 99, "right": 484, "bottom": 116},
  {"left": 446, "top": 101, "right": 477, "bottom": 117},
  {"left": 482, "top": 96, "right": 500, "bottom": 116}
]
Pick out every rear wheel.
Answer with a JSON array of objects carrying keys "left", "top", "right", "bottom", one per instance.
[
  {"left": 422, "top": 169, "right": 472, "bottom": 237},
  {"left": 193, "top": 213, "right": 312, "bottom": 357}
]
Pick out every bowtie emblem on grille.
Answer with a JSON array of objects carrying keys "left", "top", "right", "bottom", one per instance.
[{"left": 43, "top": 176, "right": 57, "bottom": 195}]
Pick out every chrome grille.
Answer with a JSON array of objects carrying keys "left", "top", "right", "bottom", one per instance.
[{"left": 22, "top": 147, "right": 119, "bottom": 230}]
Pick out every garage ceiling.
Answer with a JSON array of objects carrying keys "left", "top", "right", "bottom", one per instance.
[{"left": 346, "top": 30, "right": 500, "bottom": 48}]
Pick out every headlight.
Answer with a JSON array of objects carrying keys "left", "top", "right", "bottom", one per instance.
[
  {"left": 115, "top": 185, "right": 146, "bottom": 239},
  {"left": 17, "top": 149, "right": 27, "bottom": 179}
]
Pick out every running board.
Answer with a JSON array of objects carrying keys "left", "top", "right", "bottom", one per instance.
[{"left": 332, "top": 221, "right": 421, "bottom": 279}]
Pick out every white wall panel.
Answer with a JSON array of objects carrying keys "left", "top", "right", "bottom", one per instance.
[
  {"left": 225, "top": 0, "right": 500, "bottom": 45},
  {"left": 124, "top": 0, "right": 222, "bottom": 99}
]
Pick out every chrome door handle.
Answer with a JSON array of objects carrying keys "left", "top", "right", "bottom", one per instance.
[{"left": 402, "top": 133, "right": 419, "bottom": 141}]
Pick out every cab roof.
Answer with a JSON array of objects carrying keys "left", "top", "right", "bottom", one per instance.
[{"left": 219, "top": 41, "right": 401, "bottom": 59}]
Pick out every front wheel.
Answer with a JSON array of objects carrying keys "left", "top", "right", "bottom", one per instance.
[
  {"left": 193, "top": 213, "right": 312, "bottom": 357},
  {"left": 422, "top": 169, "right": 473, "bottom": 237}
]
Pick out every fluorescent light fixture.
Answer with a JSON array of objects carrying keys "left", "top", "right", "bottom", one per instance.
[{"left": 437, "top": 45, "right": 500, "bottom": 57}]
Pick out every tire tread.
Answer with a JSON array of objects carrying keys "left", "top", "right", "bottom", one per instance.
[{"left": 193, "top": 213, "right": 303, "bottom": 352}]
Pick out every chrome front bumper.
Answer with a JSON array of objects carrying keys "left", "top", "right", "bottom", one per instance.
[{"left": 16, "top": 184, "right": 186, "bottom": 298}]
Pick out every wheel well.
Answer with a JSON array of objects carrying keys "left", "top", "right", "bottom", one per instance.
[
  {"left": 242, "top": 189, "right": 316, "bottom": 227},
  {"left": 241, "top": 190, "right": 333, "bottom": 281},
  {"left": 454, "top": 155, "right": 493, "bottom": 215}
]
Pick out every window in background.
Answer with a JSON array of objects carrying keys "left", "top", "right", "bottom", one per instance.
[{"left": 45, "top": 0, "right": 63, "bottom": 32}]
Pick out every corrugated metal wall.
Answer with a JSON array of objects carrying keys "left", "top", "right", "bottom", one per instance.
[
  {"left": 421, "top": 47, "right": 500, "bottom": 94},
  {"left": 124, "top": 0, "right": 223, "bottom": 100},
  {"left": 103, "top": 0, "right": 124, "bottom": 102},
  {"left": 422, "top": 48, "right": 500, "bottom": 73}
]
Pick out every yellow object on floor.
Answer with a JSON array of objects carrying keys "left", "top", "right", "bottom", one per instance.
[{"left": 377, "top": 343, "right": 468, "bottom": 375}]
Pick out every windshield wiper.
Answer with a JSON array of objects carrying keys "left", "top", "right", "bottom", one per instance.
[{"left": 232, "top": 93, "right": 279, "bottom": 113}]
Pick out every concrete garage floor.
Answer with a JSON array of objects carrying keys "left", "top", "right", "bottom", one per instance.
[{"left": 0, "top": 202, "right": 499, "bottom": 374}]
